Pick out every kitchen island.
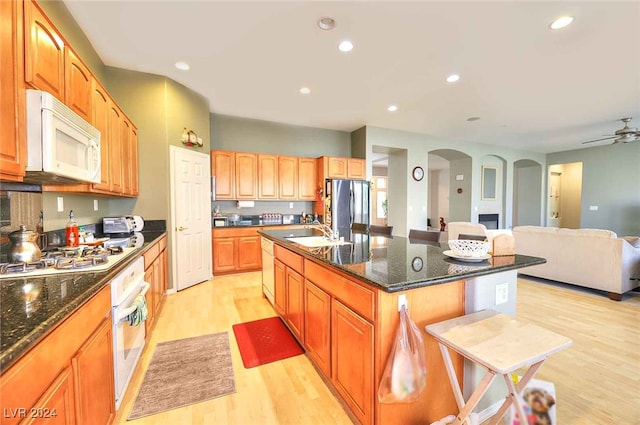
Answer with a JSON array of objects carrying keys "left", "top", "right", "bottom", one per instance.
[{"left": 259, "top": 228, "right": 545, "bottom": 425}]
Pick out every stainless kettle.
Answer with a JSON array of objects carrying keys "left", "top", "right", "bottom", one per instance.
[{"left": 9, "top": 225, "right": 42, "bottom": 263}]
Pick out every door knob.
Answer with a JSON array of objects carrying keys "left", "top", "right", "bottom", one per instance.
[{"left": 177, "top": 226, "right": 188, "bottom": 231}]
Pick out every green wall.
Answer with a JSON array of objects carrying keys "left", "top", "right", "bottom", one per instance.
[
  {"left": 547, "top": 143, "right": 640, "bottom": 236},
  {"left": 210, "top": 114, "right": 350, "bottom": 157}
]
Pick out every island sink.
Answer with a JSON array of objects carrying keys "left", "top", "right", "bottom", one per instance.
[{"left": 285, "top": 235, "right": 351, "bottom": 247}]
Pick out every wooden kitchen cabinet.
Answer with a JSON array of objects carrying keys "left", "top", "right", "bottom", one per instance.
[
  {"left": 130, "top": 126, "right": 139, "bottom": 196},
  {"left": 235, "top": 152, "right": 257, "bottom": 199},
  {"left": 24, "top": 366, "right": 76, "bottom": 425},
  {"left": 211, "top": 150, "right": 235, "bottom": 199},
  {"left": 91, "top": 80, "right": 110, "bottom": 192},
  {"left": 304, "top": 279, "right": 331, "bottom": 376},
  {"left": 144, "top": 235, "right": 168, "bottom": 335},
  {"left": 278, "top": 156, "right": 298, "bottom": 200},
  {"left": 64, "top": 47, "right": 92, "bottom": 123},
  {"left": 298, "top": 157, "right": 317, "bottom": 200},
  {"left": 274, "top": 259, "right": 287, "bottom": 316},
  {"left": 258, "top": 153, "right": 278, "bottom": 199},
  {"left": 327, "top": 157, "right": 348, "bottom": 179},
  {"left": 121, "top": 116, "right": 139, "bottom": 196},
  {"left": 0, "top": 285, "right": 114, "bottom": 425},
  {"left": 332, "top": 300, "right": 374, "bottom": 425},
  {"left": 347, "top": 158, "right": 366, "bottom": 179},
  {"left": 285, "top": 267, "right": 304, "bottom": 341},
  {"left": 0, "top": 0, "right": 27, "bottom": 182},
  {"left": 212, "top": 227, "right": 262, "bottom": 274},
  {"left": 24, "top": 0, "right": 65, "bottom": 100},
  {"left": 72, "top": 317, "right": 115, "bottom": 425},
  {"left": 108, "top": 103, "right": 123, "bottom": 194}
]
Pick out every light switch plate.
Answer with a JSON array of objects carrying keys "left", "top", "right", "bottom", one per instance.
[{"left": 57, "top": 197, "right": 64, "bottom": 212}]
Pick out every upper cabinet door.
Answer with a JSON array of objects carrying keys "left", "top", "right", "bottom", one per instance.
[
  {"left": 0, "top": 0, "right": 27, "bottom": 182},
  {"left": 298, "top": 157, "right": 317, "bottom": 200},
  {"left": 91, "top": 80, "right": 110, "bottom": 191},
  {"left": 211, "top": 150, "right": 235, "bottom": 199},
  {"left": 347, "top": 159, "right": 366, "bottom": 180},
  {"left": 327, "top": 157, "right": 348, "bottom": 179},
  {"left": 278, "top": 156, "right": 298, "bottom": 200},
  {"left": 24, "top": 0, "right": 65, "bottom": 100},
  {"left": 235, "top": 152, "right": 257, "bottom": 199},
  {"left": 65, "top": 48, "right": 92, "bottom": 123},
  {"left": 258, "top": 154, "right": 278, "bottom": 199}
]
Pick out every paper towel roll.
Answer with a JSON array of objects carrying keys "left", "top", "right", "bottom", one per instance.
[{"left": 236, "top": 200, "right": 255, "bottom": 208}]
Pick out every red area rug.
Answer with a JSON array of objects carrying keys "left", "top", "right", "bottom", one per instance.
[{"left": 232, "top": 316, "right": 304, "bottom": 368}]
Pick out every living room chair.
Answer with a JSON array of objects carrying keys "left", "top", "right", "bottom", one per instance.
[
  {"left": 351, "top": 223, "right": 368, "bottom": 234},
  {"left": 408, "top": 229, "right": 440, "bottom": 244}
]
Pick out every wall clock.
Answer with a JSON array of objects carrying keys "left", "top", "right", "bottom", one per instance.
[
  {"left": 412, "top": 166, "right": 424, "bottom": 181},
  {"left": 411, "top": 256, "right": 423, "bottom": 272}
]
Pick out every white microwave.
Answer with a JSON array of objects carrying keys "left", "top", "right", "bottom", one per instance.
[{"left": 25, "top": 89, "right": 101, "bottom": 184}]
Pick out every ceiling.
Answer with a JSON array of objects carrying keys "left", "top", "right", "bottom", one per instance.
[{"left": 63, "top": 1, "right": 640, "bottom": 154}]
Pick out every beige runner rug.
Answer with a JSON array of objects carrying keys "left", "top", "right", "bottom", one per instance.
[{"left": 128, "top": 332, "right": 236, "bottom": 420}]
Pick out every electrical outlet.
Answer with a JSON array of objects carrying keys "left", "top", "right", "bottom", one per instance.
[
  {"left": 289, "top": 202, "right": 293, "bottom": 209},
  {"left": 57, "top": 197, "right": 64, "bottom": 212},
  {"left": 93, "top": 199, "right": 99, "bottom": 211},
  {"left": 495, "top": 283, "right": 509, "bottom": 305},
  {"left": 398, "top": 294, "right": 408, "bottom": 311}
]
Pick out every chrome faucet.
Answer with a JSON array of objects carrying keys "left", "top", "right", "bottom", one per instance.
[{"left": 312, "top": 220, "right": 339, "bottom": 241}]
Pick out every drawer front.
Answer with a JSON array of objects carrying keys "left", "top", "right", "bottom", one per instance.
[
  {"left": 143, "top": 243, "right": 160, "bottom": 268},
  {"left": 305, "top": 259, "right": 375, "bottom": 322},
  {"left": 158, "top": 235, "right": 167, "bottom": 251},
  {"left": 274, "top": 244, "right": 303, "bottom": 274},
  {"left": 213, "top": 227, "right": 261, "bottom": 238}
]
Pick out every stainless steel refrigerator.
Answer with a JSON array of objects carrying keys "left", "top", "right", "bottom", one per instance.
[{"left": 326, "top": 179, "right": 370, "bottom": 238}]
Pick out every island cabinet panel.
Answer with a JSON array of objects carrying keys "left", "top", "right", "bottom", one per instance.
[
  {"left": 303, "top": 280, "right": 331, "bottom": 377},
  {"left": 332, "top": 300, "right": 374, "bottom": 425},
  {"left": 305, "top": 259, "right": 375, "bottom": 322},
  {"left": 258, "top": 154, "right": 278, "bottom": 199},
  {"left": 285, "top": 267, "right": 304, "bottom": 341},
  {"left": 274, "top": 259, "right": 287, "bottom": 317},
  {"left": 24, "top": 0, "right": 65, "bottom": 100},
  {"left": 235, "top": 152, "right": 257, "bottom": 199},
  {"left": 375, "top": 281, "right": 465, "bottom": 424},
  {"left": 274, "top": 244, "right": 304, "bottom": 274},
  {"left": 0, "top": 0, "right": 27, "bottom": 182},
  {"left": 211, "top": 150, "right": 235, "bottom": 199}
]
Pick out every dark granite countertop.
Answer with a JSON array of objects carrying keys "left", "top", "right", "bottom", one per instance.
[
  {"left": 0, "top": 230, "right": 167, "bottom": 373},
  {"left": 259, "top": 229, "right": 546, "bottom": 293}
]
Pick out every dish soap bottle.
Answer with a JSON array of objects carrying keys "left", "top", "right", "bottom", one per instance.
[{"left": 65, "top": 210, "right": 79, "bottom": 247}]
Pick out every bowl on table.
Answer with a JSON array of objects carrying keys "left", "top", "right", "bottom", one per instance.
[{"left": 447, "top": 239, "right": 490, "bottom": 258}]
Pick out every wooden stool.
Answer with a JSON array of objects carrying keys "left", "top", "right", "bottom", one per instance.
[{"left": 425, "top": 310, "right": 572, "bottom": 425}]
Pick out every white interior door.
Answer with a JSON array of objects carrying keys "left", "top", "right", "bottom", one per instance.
[{"left": 170, "top": 146, "right": 212, "bottom": 291}]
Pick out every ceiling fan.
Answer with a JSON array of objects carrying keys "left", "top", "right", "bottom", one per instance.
[{"left": 582, "top": 118, "right": 640, "bottom": 145}]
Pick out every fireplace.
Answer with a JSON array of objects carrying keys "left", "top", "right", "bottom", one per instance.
[{"left": 478, "top": 213, "right": 499, "bottom": 230}]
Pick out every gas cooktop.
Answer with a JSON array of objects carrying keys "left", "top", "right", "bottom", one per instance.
[{"left": 0, "top": 246, "right": 137, "bottom": 279}]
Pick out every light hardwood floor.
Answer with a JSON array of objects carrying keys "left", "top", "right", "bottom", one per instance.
[{"left": 114, "top": 272, "right": 640, "bottom": 425}]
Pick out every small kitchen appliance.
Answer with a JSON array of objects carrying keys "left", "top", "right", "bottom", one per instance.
[{"left": 102, "top": 216, "right": 144, "bottom": 234}]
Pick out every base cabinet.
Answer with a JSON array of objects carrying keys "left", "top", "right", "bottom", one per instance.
[
  {"left": 332, "top": 300, "right": 374, "bottom": 425},
  {"left": 303, "top": 280, "right": 331, "bottom": 376},
  {"left": 212, "top": 228, "right": 262, "bottom": 275},
  {"left": 0, "top": 285, "right": 114, "bottom": 425},
  {"left": 72, "top": 318, "right": 115, "bottom": 425},
  {"left": 143, "top": 235, "right": 168, "bottom": 335}
]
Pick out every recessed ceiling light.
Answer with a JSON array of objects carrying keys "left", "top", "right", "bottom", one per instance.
[
  {"left": 338, "top": 40, "right": 354, "bottom": 52},
  {"left": 175, "top": 61, "right": 190, "bottom": 71},
  {"left": 299, "top": 87, "right": 311, "bottom": 95},
  {"left": 549, "top": 16, "right": 574, "bottom": 30},
  {"left": 387, "top": 105, "right": 398, "bottom": 112},
  {"left": 466, "top": 116, "right": 480, "bottom": 122},
  {"left": 446, "top": 74, "right": 460, "bottom": 83},
  {"left": 318, "top": 17, "right": 335, "bottom": 31}
]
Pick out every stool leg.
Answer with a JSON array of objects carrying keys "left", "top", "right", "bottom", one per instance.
[{"left": 438, "top": 343, "right": 496, "bottom": 425}]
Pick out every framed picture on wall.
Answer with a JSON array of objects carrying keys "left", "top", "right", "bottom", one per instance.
[{"left": 481, "top": 166, "right": 497, "bottom": 200}]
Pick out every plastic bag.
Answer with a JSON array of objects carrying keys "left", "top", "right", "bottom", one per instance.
[{"left": 377, "top": 305, "right": 427, "bottom": 403}]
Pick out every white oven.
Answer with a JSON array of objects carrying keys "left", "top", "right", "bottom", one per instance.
[{"left": 111, "top": 257, "right": 148, "bottom": 410}]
